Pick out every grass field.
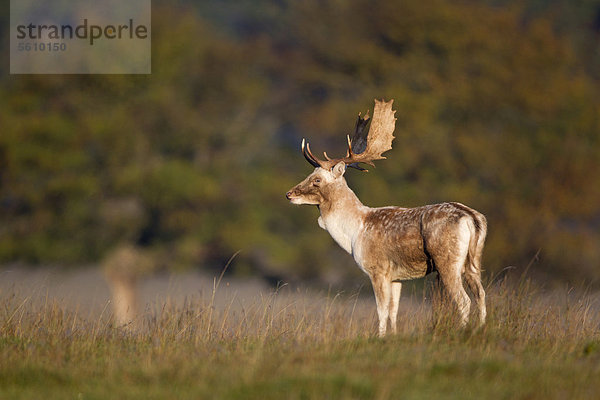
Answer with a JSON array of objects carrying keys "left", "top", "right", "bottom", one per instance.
[{"left": 1, "top": 273, "right": 599, "bottom": 400}]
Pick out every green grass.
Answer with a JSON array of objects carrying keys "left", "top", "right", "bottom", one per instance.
[{"left": 1, "top": 277, "right": 599, "bottom": 399}]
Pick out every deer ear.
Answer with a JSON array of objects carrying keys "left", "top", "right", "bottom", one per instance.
[{"left": 332, "top": 161, "right": 346, "bottom": 178}]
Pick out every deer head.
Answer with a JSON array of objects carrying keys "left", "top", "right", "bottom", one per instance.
[{"left": 286, "top": 99, "right": 397, "bottom": 206}]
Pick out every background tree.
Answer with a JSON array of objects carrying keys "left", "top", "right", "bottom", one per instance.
[{"left": 1, "top": 0, "right": 599, "bottom": 286}]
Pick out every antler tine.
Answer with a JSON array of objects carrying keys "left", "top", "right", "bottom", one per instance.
[
  {"left": 305, "top": 142, "right": 320, "bottom": 164},
  {"left": 347, "top": 162, "right": 367, "bottom": 171},
  {"left": 346, "top": 135, "right": 353, "bottom": 157},
  {"left": 301, "top": 138, "right": 321, "bottom": 168}
]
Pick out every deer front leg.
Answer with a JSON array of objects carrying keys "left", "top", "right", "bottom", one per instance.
[
  {"left": 389, "top": 281, "right": 402, "bottom": 334},
  {"left": 370, "top": 274, "right": 392, "bottom": 337}
]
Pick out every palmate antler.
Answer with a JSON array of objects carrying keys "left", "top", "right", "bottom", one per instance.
[{"left": 302, "top": 99, "right": 396, "bottom": 171}]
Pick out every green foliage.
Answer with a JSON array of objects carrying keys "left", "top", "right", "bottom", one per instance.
[{"left": 1, "top": 0, "right": 599, "bottom": 284}]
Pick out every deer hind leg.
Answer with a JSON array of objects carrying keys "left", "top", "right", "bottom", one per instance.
[
  {"left": 440, "top": 271, "right": 470, "bottom": 326},
  {"left": 435, "top": 231, "right": 471, "bottom": 326},
  {"left": 464, "top": 270, "right": 486, "bottom": 326},
  {"left": 464, "top": 230, "right": 487, "bottom": 325},
  {"left": 370, "top": 274, "right": 392, "bottom": 337},
  {"left": 389, "top": 281, "right": 402, "bottom": 334}
]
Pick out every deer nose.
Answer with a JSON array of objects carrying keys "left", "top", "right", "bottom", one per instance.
[{"left": 286, "top": 191, "right": 293, "bottom": 200}]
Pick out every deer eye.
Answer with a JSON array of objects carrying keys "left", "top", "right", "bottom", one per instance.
[{"left": 312, "top": 178, "right": 321, "bottom": 185}]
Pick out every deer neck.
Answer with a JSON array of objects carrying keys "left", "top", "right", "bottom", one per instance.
[{"left": 318, "top": 180, "right": 368, "bottom": 254}]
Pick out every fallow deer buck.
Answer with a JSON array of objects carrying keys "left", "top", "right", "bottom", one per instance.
[{"left": 286, "top": 99, "right": 487, "bottom": 336}]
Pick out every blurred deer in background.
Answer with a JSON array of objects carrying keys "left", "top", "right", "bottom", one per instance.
[
  {"left": 103, "top": 245, "right": 154, "bottom": 329},
  {"left": 286, "top": 99, "right": 487, "bottom": 336}
]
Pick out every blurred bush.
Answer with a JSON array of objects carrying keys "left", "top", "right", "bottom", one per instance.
[{"left": 1, "top": 0, "right": 599, "bottom": 286}]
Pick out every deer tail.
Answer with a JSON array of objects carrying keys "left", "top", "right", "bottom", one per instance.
[{"left": 467, "top": 211, "right": 487, "bottom": 275}]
